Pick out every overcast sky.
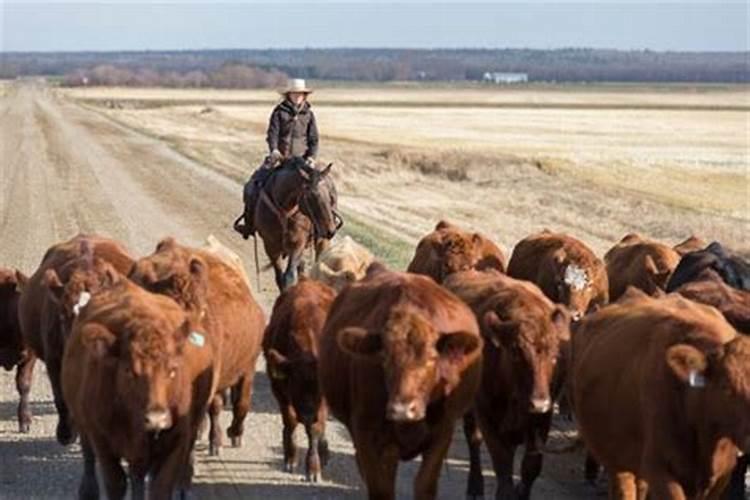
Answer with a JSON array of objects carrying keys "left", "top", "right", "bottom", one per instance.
[{"left": 1, "top": 1, "right": 748, "bottom": 52}]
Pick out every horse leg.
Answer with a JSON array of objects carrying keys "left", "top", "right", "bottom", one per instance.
[{"left": 282, "top": 247, "right": 304, "bottom": 290}]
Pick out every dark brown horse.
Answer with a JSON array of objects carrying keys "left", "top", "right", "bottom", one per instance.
[{"left": 252, "top": 158, "right": 341, "bottom": 291}]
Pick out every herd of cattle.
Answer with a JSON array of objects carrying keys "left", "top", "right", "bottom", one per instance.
[{"left": 0, "top": 223, "right": 748, "bottom": 500}]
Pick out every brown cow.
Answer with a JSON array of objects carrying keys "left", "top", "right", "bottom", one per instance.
[
  {"left": 263, "top": 277, "right": 336, "bottom": 481},
  {"left": 0, "top": 268, "right": 33, "bottom": 432},
  {"left": 605, "top": 233, "right": 681, "bottom": 301},
  {"left": 674, "top": 235, "right": 707, "bottom": 256},
  {"left": 63, "top": 274, "right": 215, "bottom": 499},
  {"left": 129, "top": 237, "right": 265, "bottom": 455},
  {"left": 18, "top": 234, "right": 134, "bottom": 444},
  {"left": 507, "top": 230, "right": 608, "bottom": 320},
  {"left": 407, "top": 220, "right": 506, "bottom": 283},
  {"left": 676, "top": 269, "right": 750, "bottom": 334},
  {"left": 572, "top": 289, "right": 750, "bottom": 499},
  {"left": 319, "top": 266, "right": 483, "bottom": 499},
  {"left": 444, "top": 270, "right": 571, "bottom": 500}
]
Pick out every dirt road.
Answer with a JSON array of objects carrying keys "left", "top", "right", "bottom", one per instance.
[{"left": 0, "top": 82, "right": 608, "bottom": 499}]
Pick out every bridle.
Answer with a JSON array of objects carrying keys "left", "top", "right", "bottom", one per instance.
[{"left": 297, "top": 163, "right": 343, "bottom": 239}]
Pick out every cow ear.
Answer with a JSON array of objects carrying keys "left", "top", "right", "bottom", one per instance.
[
  {"left": 156, "top": 237, "right": 177, "bottom": 252},
  {"left": 81, "top": 323, "right": 117, "bottom": 359},
  {"left": 551, "top": 306, "right": 571, "bottom": 342},
  {"left": 437, "top": 331, "right": 482, "bottom": 394},
  {"left": 472, "top": 233, "right": 482, "bottom": 246},
  {"left": 666, "top": 344, "right": 708, "bottom": 387},
  {"left": 44, "top": 269, "right": 65, "bottom": 303},
  {"left": 337, "top": 327, "right": 382, "bottom": 358},
  {"left": 266, "top": 349, "right": 291, "bottom": 379},
  {"left": 14, "top": 270, "right": 29, "bottom": 292},
  {"left": 189, "top": 257, "right": 206, "bottom": 278},
  {"left": 482, "top": 310, "right": 518, "bottom": 348},
  {"left": 435, "top": 220, "right": 452, "bottom": 231},
  {"left": 321, "top": 163, "right": 333, "bottom": 176}
]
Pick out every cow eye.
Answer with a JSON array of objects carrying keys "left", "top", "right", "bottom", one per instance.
[{"left": 169, "top": 369, "right": 176, "bottom": 379}]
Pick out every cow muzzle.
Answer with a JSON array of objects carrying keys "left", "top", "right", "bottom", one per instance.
[
  {"left": 144, "top": 408, "right": 172, "bottom": 432},
  {"left": 529, "top": 397, "right": 552, "bottom": 414},
  {"left": 386, "top": 398, "right": 425, "bottom": 422}
]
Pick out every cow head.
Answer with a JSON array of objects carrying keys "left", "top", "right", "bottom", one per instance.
[
  {"left": 666, "top": 336, "right": 750, "bottom": 451},
  {"left": 337, "top": 306, "right": 482, "bottom": 422},
  {"left": 438, "top": 231, "right": 483, "bottom": 282},
  {"left": 483, "top": 304, "right": 570, "bottom": 414},
  {"left": 266, "top": 348, "right": 321, "bottom": 424},
  {"left": 129, "top": 238, "right": 209, "bottom": 313},
  {"left": 0, "top": 269, "right": 27, "bottom": 370},
  {"left": 79, "top": 312, "right": 195, "bottom": 433},
  {"left": 44, "top": 246, "right": 120, "bottom": 339},
  {"left": 551, "top": 251, "right": 596, "bottom": 321}
]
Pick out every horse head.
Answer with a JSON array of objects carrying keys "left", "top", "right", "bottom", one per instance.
[{"left": 297, "top": 161, "right": 342, "bottom": 240}]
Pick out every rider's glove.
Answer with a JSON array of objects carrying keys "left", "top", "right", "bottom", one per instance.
[
  {"left": 305, "top": 156, "right": 316, "bottom": 167},
  {"left": 269, "top": 149, "right": 283, "bottom": 163}
]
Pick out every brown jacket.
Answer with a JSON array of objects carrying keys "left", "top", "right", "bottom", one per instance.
[{"left": 266, "top": 99, "right": 319, "bottom": 159}]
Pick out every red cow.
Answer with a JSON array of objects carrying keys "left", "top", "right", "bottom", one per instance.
[
  {"left": 319, "top": 265, "right": 483, "bottom": 499},
  {"left": 263, "top": 277, "right": 336, "bottom": 481}
]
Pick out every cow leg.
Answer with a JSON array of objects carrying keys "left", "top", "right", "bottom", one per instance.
[
  {"left": 354, "top": 440, "right": 398, "bottom": 500},
  {"left": 227, "top": 373, "right": 254, "bottom": 447},
  {"left": 48, "top": 357, "right": 77, "bottom": 445},
  {"left": 149, "top": 442, "right": 191, "bottom": 500},
  {"left": 463, "top": 411, "right": 485, "bottom": 500},
  {"left": 721, "top": 456, "right": 747, "bottom": 500},
  {"left": 77, "top": 434, "right": 99, "bottom": 500},
  {"left": 516, "top": 413, "right": 552, "bottom": 500},
  {"left": 96, "top": 446, "right": 127, "bottom": 500},
  {"left": 584, "top": 453, "right": 600, "bottom": 485},
  {"left": 415, "top": 423, "right": 455, "bottom": 500},
  {"left": 317, "top": 404, "right": 330, "bottom": 468},
  {"left": 128, "top": 464, "right": 148, "bottom": 500},
  {"left": 609, "top": 471, "right": 639, "bottom": 500},
  {"left": 304, "top": 420, "right": 324, "bottom": 482},
  {"left": 281, "top": 403, "right": 299, "bottom": 473},
  {"left": 481, "top": 428, "right": 516, "bottom": 500},
  {"left": 15, "top": 353, "right": 36, "bottom": 433},
  {"left": 208, "top": 393, "right": 223, "bottom": 456}
]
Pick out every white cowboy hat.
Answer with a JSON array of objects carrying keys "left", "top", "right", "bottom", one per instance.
[{"left": 280, "top": 78, "right": 313, "bottom": 94}]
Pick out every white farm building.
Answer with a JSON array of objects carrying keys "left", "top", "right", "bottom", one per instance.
[{"left": 482, "top": 72, "right": 529, "bottom": 84}]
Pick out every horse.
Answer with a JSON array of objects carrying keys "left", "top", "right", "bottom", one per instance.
[{"left": 249, "top": 158, "right": 341, "bottom": 292}]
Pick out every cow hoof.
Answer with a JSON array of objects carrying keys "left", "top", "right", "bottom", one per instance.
[
  {"left": 283, "top": 461, "right": 296, "bottom": 474},
  {"left": 208, "top": 443, "right": 221, "bottom": 457},
  {"left": 305, "top": 472, "right": 320, "bottom": 483},
  {"left": 18, "top": 421, "right": 31, "bottom": 434},
  {"left": 56, "top": 421, "right": 78, "bottom": 446},
  {"left": 230, "top": 436, "right": 242, "bottom": 448},
  {"left": 78, "top": 478, "right": 99, "bottom": 500}
]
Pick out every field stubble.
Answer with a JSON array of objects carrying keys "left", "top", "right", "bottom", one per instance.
[{"left": 67, "top": 84, "right": 750, "bottom": 265}]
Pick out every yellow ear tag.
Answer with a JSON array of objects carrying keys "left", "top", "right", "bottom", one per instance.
[{"left": 269, "top": 365, "right": 287, "bottom": 380}]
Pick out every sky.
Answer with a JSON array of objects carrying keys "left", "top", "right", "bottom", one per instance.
[{"left": 1, "top": 1, "right": 748, "bottom": 52}]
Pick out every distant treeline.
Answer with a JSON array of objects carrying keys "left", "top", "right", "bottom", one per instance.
[
  {"left": 61, "top": 64, "right": 288, "bottom": 88},
  {"left": 1, "top": 48, "right": 747, "bottom": 84}
]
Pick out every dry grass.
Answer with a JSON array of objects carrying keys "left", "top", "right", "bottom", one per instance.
[{"left": 64, "top": 85, "right": 750, "bottom": 266}]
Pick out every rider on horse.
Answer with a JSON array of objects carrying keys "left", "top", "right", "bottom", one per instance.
[{"left": 235, "top": 78, "right": 319, "bottom": 239}]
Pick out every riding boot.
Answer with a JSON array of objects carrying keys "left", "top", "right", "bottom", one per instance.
[{"left": 234, "top": 162, "right": 273, "bottom": 239}]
